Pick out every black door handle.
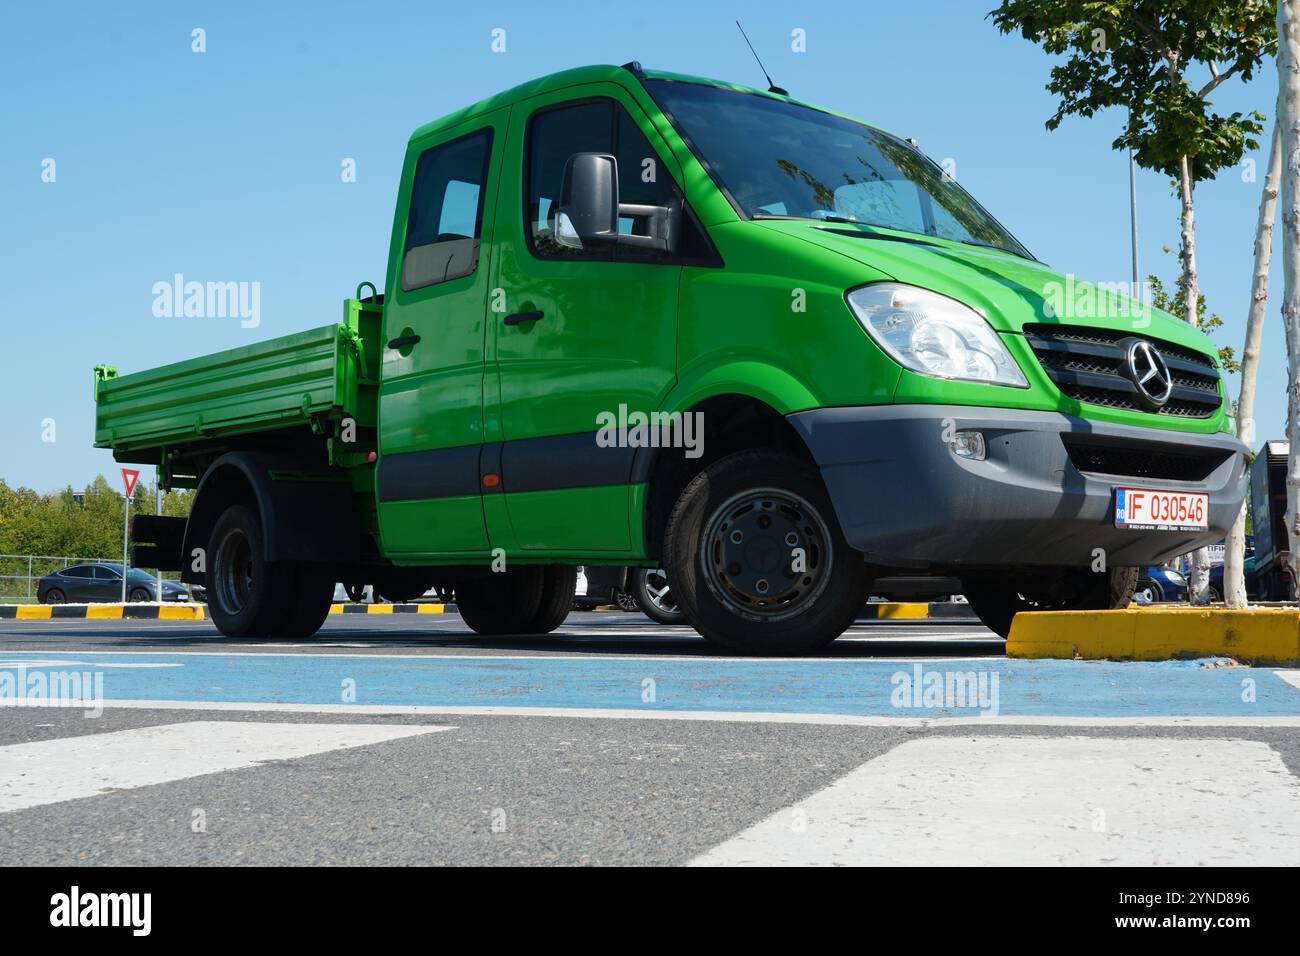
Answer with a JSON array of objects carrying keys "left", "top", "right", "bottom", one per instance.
[
  {"left": 386, "top": 334, "right": 421, "bottom": 350},
  {"left": 504, "top": 310, "right": 544, "bottom": 326}
]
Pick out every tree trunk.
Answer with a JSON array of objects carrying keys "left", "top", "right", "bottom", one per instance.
[
  {"left": 1177, "top": 155, "right": 1214, "bottom": 602},
  {"left": 1226, "top": 119, "right": 1283, "bottom": 608},
  {"left": 1279, "top": 0, "right": 1300, "bottom": 590}
]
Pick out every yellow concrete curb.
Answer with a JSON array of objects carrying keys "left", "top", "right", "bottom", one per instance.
[
  {"left": 0, "top": 604, "right": 205, "bottom": 621},
  {"left": 871, "top": 602, "right": 929, "bottom": 619},
  {"left": 157, "top": 605, "right": 205, "bottom": 620},
  {"left": 328, "top": 603, "right": 447, "bottom": 615},
  {"left": 1007, "top": 606, "right": 1300, "bottom": 665}
]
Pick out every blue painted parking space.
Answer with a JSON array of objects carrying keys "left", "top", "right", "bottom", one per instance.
[{"left": 2, "top": 651, "right": 1298, "bottom": 718}]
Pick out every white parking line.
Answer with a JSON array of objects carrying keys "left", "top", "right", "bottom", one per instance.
[
  {"left": 0, "top": 721, "right": 452, "bottom": 813},
  {"left": 690, "top": 736, "right": 1300, "bottom": 866},
  {"left": 21, "top": 698, "right": 1300, "bottom": 727}
]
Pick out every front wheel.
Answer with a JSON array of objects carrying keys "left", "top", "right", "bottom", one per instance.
[
  {"left": 129, "top": 587, "right": 151, "bottom": 603},
  {"left": 963, "top": 566, "right": 1139, "bottom": 639},
  {"left": 632, "top": 567, "right": 686, "bottom": 625},
  {"left": 1133, "top": 578, "right": 1163, "bottom": 605},
  {"left": 663, "top": 450, "right": 868, "bottom": 655}
]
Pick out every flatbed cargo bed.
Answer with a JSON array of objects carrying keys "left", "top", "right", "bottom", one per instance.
[{"left": 95, "top": 296, "right": 381, "bottom": 460}]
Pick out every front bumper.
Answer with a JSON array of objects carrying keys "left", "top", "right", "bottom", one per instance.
[{"left": 788, "top": 404, "right": 1249, "bottom": 569}]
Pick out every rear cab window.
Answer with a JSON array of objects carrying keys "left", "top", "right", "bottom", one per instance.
[{"left": 402, "top": 129, "right": 494, "bottom": 290}]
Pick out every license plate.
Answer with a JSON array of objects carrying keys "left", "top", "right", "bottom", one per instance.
[{"left": 1114, "top": 488, "right": 1208, "bottom": 531}]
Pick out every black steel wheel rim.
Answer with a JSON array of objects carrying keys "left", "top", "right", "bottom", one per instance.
[
  {"left": 699, "top": 487, "right": 833, "bottom": 621},
  {"left": 214, "top": 529, "right": 254, "bottom": 614}
]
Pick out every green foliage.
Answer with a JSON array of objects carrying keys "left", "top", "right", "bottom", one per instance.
[
  {"left": 0, "top": 474, "right": 193, "bottom": 561},
  {"left": 990, "top": 0, "right": 1276, "bottom": 183},
  {"left": 1147, "top": 263, "right": 1239, "bottom": 372}
]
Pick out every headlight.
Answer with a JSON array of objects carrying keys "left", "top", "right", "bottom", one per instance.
[{"left": 846, "top": 283, "right": 1028, "bottom": 387}]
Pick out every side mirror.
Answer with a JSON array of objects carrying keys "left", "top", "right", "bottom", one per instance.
[
  {"left": 557, "top": 152, "right": 619, "bottom": 247},
  {"left": 557, "top": 152, "right": 679, "bottom": 254}
]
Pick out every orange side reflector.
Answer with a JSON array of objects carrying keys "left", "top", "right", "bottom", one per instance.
[{"left": 482, "top": 473, "right": 501, "bottom": 488}]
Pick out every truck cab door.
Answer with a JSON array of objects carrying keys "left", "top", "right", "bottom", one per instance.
[
  {"left": 488, "top": 87, "right": 708, "bottom": 553},
  {"left": 375, "top": 109, "right": 508, "bottom": 558}
]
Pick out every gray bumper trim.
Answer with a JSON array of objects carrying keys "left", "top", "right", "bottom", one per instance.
[{"left": 788, "top": 404, "right": 1249, "bottom": 569}]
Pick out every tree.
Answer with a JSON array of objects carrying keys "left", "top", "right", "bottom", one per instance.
[
  {"left": 1279, "top": 0, "right": 1300, "bottom": 594},
  {"left": 1146, "top": 256, "right": 1240, "bottom": 373},
  {"left": 1227, "top": 117, "right": 1282, "bottom": 607},
  {"left": 991, "top": 0, "right": 1277, "bottom": 602}
]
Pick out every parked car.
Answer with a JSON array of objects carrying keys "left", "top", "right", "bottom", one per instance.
[
  {"left": 630, "top": 567, "right": 685, "bottom": 625},
  {"left": 1207, "top": 555, "right": 1258, "bottom": 603},
  {"left": 574, "top": 567, "right": 638, "bottom": 611},
  {"left": 39, "top": 563, "right": 192, "bottom": 603},
  {"left": 1133, "top": 566, "right": 1188, "bottom": 604}
]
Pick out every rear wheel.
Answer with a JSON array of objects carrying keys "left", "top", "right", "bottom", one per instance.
[
  {"left": 963, "top": 566, "right": 1139, "bottom": 639},
  {"left": 206, "top": 504, "right": 332, "bottom": 640},
  {"left": 456, "top": 567, "right": 545, "bottom": 635},
  {"left": 663, "top": 450, "right": 868, "bottom": 655},
  {"left": 527, "top": 566, "right": 578, "bottom": 633},
  {"left": 44, "top": 589, "right": 65, "bottom": 604},
  {"left": 275, "top": 564, "right": 335, "bottom": 639}
]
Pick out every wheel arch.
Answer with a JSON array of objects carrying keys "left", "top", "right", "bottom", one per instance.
[
  {"left": 180, "top": 452, "right": 361, "bottom": 584},
  {"left": 636, "top": 389, "right": 821, "bottom": 562}
]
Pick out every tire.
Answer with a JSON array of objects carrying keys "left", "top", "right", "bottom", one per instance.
[
  {"left": 613, "top": 589, "right": 639, "bottom": 612},
  {"left": 456, "top": 567, "right": 546, "bottom": 635},
  {"left": 44, "top": 589, "right": 65, "bottom": 604},
  {"left": 1134, "top": 578, "right": 1163, "bottom": 605},
  {"left": 963, "top": 566, "right": 1139, "bottom": 639},
  {"left": 129, "top": 588, "right": 151, "bottom": 603},
  {"left": 663, "top": 450, "right": 868, "bottom": 655},
  {"left": 275, "top": 564, "right": 335, "bottom": 640},
  {"left": 526, "top": 566, "right": 578, "bottom": 633},
  {"left": 206, "top": 504, "right": 311, "bottom": 639},
  {"left": 632, "top": 567, "right": 686, "bottom": 625}
]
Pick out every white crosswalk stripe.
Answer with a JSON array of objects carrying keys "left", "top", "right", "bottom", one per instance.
[
  {"left": 0, "top": 721, "right": 452, "bottom": 813},
  {"left": 692, "top": 736, "right": 1300, "bottom": 866}
]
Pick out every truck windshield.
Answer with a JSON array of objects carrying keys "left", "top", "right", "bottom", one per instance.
[{"left": 646, "top": 79, "right": 1032, "bottom": 259}]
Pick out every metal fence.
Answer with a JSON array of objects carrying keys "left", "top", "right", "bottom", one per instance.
[{"left": 0, "top": 554, "right": 116, "bottom": 603}]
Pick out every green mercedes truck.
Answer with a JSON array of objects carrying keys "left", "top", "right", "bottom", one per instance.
[{"left": 95, "top": 63, "right": 1248, "bottom": 653}]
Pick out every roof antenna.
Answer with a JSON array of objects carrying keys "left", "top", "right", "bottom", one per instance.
[{"left": 735, "top": 21, "right": 788, "bottom": 96}]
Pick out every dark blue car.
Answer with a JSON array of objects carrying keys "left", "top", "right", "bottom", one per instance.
[
  {"left": 38, "top": 563, "right": 191, "bottom": 604},
  {"left": 1208, "top": 556, "right": 1259, "bottom": 602},
  {"left": 1134, "top": 566, "right": 1188, "bottom": 604}
]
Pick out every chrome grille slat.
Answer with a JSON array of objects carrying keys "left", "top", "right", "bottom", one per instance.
[{"left": 1023, "top": 324, "right": 1222, "bottom": 419}]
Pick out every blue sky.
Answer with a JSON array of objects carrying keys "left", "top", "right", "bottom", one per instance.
[{"left": 0, "top": 0, "right": 1281, "bottom": 492}]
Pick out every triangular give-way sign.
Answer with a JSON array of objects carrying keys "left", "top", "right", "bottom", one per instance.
[{"left": 121, "top": 468, "right": 140, "bottom": 499}]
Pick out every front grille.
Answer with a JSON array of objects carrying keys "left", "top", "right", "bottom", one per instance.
[
  {"left": 1024, "top": 324, "right": 1222, "bottom": 419},
  {"left": 1063, "top": 438, "right": 1229, "bottom": 482}
]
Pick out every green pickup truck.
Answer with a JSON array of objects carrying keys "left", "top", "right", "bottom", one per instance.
[{"left": 95, "top": 63, "right": 1248, "bottom": 652}]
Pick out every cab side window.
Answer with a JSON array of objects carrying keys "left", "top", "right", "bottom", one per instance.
[
  {"left": 526, "top": 99, "right": 680, "bottom": 261},
  {"left": 402, "top": 128, "right": 493, "bottom": 291}
]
